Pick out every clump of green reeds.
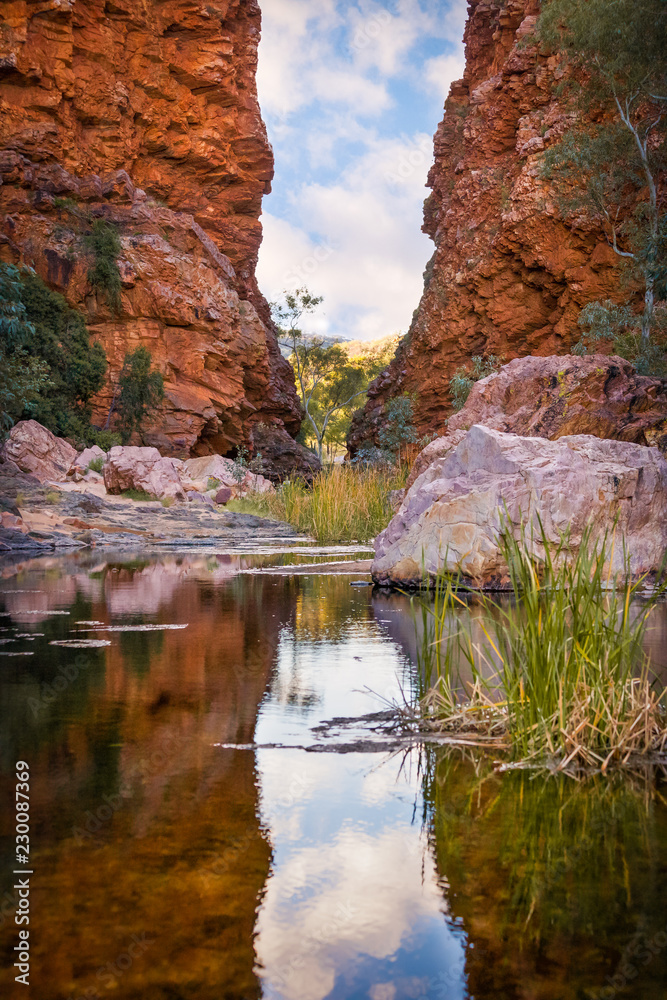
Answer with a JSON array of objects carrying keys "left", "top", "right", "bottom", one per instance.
[
  {"left": 227, "top": 463, "right": 406, "bottom": 543},
  {"left": 413, "top": 520, "right": 667, "bottom": 770}
]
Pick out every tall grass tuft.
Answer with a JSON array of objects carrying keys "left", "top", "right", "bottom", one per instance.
[
  {"left": 414, "top": 520, "right": 667, "bottom": 770},
  {"left": 227, "top": 463, "right": 406, "bottom": 543}
]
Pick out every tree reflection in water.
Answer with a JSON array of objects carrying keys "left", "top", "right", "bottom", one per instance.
[{"left": 423, "top": 749, "right": 667, "bottom": 1000}]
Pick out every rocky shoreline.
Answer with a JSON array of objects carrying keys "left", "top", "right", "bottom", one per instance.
[{"left": 0, "top": 462, "right": 304, "bottom": 559}]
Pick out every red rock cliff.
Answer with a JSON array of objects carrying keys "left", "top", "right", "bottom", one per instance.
[
  {"left": 349, "top": 0, "right": 628, "bottom": 453},
  {"left": 0, "top": 0, "right": 300, "bottom": 456}
]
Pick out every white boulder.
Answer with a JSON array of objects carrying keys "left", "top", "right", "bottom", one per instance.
[
  {"left": 372, "top": 425, "right": 667, "bottom": 588},
  {"left": 103, "top": 446, "right": 186, "bottom": 501}
]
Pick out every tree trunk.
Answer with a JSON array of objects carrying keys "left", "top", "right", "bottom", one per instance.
[{"left": 642, "top": 278, "right": 655, "bottom": 343}]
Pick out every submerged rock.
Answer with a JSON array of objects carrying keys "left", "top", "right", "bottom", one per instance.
[
  {"left": 1, "top": 420, "right": 77, "bottom": 483},
  {"left": 373, "top": 425, "right": 667, "bottom": 589}
]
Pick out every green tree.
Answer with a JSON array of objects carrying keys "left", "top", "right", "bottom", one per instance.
[
  {"left": 538, "top": 0, "right": 667, "bottom": 363},
  {"left": 19, "top": 270, "right": 107, "bottom": 440},
  {"left": 0, "top": 265, "right": 51, "bottom": 434},
  {"left": 84, "top": 219, "right": 123, "bottom": 312},
  {"left": 116, "top": 346, "right": 164, "bottom": 443},
  {"left": 272, "top": 288, "right": 387, "bottom": 462}
]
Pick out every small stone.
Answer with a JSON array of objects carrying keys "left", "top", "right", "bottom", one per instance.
[{"left": 215, "top": 487, "right": 233, "bottom": 505}]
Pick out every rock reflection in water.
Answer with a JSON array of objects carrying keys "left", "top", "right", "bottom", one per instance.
[
  {"left": 1, "top": 555, "right": 666, "bottom": 1000},
  {"left": 0, "top": 556, "right": 300, "bottom": 1000}
]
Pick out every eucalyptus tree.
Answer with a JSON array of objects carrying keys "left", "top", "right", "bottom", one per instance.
[{"left": 272, "top": 288, "right": 389, "bottom": 462}]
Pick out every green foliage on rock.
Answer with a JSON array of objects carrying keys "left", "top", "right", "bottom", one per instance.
[
  {"left": 538, "top": 0, "right": 667, "bottom": 361},
  {"left": 449, "top": 355, "right": 503, "bottom": 411},
  {"left": 19, "top": 270, "right": 108, "bottom": 439},
  {"left": 575, "top": 300, "right": 667, "bottom": 377},
  {"left": 0, "top": 265, "right": 51, "bottom": 435},
  {"left": 378, "top": 394, "right": 418, "bottom": 458},
  {"left": 0, "top": 263, "right": 108, "bottom": 442},
  {"left": 117, "top": 346, "right": 164, "bottom": 444},
  {"left": 84, "top": 219, "right": 123, "bottom": 312}
]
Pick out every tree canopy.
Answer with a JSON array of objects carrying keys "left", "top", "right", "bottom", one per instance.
[
  {"left": 273, "top": 288, "right": 395, "bottom": 461},
  {"left": 0, "top": 264, "right": 108, "bottom": 440}
]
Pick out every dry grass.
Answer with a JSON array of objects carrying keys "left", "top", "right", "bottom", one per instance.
[{"left": 227, "top": 463, "right": 407, "bottom": 543}]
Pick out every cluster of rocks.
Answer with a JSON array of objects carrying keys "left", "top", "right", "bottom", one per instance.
[
  {"left": 373, "top": 355, "right": 667, "bottom": 589},
  {"left": 1, "top": 420, "right": 278, "bottom": 504}
]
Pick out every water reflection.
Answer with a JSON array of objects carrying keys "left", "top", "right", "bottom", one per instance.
[
  {"left": 425, "top": 752, "right": 667, "bottom": 1000},
  {"left": 0, "top": 555, "right": 666, "bottom": 1000}
]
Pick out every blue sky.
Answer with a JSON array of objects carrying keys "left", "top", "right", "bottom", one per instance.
[{"left": 256, "top": 0, "right": 468, "bottom": 341}]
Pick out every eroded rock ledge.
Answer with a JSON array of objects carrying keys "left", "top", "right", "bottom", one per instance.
[{"left": 0, "top": 0, "right": 300, "bottom": 456}]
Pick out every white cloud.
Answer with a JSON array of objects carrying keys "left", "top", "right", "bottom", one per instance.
[
  {"left": 256, "top": 0, "right": 469, "bottom": 341},
  {"left": 424, "top": 50, "right": 465, "bottom": 98}
]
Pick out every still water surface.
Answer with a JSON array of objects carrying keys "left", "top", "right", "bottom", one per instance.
[{"left": 0, "top": 551, "right": 666, "bottom": 1000}]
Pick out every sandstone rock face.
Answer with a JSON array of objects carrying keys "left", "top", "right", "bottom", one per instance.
[
  {"left": 251, "top": 424, "right": 321, "bottom": 483},
  {"left": 349, "top": 0, "right": 637, "bottom": 453},
  {"left": 1, "top": 420, "right": 77, "bottom": 482},
  {"left": 0, "top": 0, "right": 300, "bottom": 456},
  {"left": 373, "top": 425, "right": 667, "bottom": 589},
  {"left": 406, "top": 354, "right": 667, "bottom": 490},
  {"left": 103, "top": 446, "right": 186, "bottom": 501}
]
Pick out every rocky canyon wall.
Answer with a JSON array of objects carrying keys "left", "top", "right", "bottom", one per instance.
[
  {"left": 0, "top": 0, "right": 300, "bottom": 456},
  {"left": 349, "top": 0, "right": 627, "bottom": 453}
]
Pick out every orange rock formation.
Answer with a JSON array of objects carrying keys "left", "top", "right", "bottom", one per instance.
[
  {"left": 0, "top": 0, "right": 300, "bottom": 456},
  {"left": 349, "top": 0, "right": 634, "bottom": 453}
]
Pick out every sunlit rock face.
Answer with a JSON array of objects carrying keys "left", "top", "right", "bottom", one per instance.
[
  {"left": 0, "top": 0, "right": 301, "bottom": 456},
  {"left": 349, "top": 0, "right": 630, "bottom": 453}
]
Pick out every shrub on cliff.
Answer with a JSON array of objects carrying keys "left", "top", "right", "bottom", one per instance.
[
  {"left": 84, "top": 219, "right": 123, "bottom": 313},
  {"left": 449, "top": 355, "right": 503, "bottom": 411},
  {"left": 0, "top": 264, "right": 108, "bottom": 443},
  {"left": 539, "top": 0, "right": 667, "bottom": 358},
  {"left": 116, "top": 346, "right": 164, "bottom": 444},
  {"left": 19, "top": 270, "right": 108, "bottom": 440}
]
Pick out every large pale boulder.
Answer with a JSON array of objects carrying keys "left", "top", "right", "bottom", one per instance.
[
  {"left": 407, "top": 354, "right": 667, "bottom": 491},
  {"left": 103, "top": 446, "right": 185, "bottom": 501},
  {"left": 184, "top": 455, "right": 238, "bottom": 489},
  {"left": 183, "top": 454, "right": 274, "bottom": 495},
  {"left": 1, "top": 420, "right": 77, "bottom": 482},
  {"left": 73, "top": 445, "right": 106, "bottom": 471},
  {"left": 373, "top": 425, "right": 667, "bottom": 589}
]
